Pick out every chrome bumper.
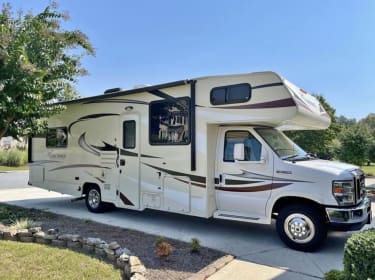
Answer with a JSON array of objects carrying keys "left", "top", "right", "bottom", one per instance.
[{"left": 326, "top": 197, "right": 372, "bottom": 230}]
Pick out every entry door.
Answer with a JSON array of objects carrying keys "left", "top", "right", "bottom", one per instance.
[
  {"left": 215, "top": 127, "right": 274, "bottom": 218},
  {"left": 118, "top": 114, "right": 140, "bottom": 209}
]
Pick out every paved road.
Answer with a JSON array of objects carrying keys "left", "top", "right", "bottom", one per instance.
[{"left": 1, "top": 171, "right": 374, "bottom": 279}]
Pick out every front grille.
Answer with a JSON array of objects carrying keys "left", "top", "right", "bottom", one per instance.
[{"left": 353, "top": 172, "right": 365, "bottom": 204}]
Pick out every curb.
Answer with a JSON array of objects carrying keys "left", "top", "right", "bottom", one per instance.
[
  {"left": 186, "top": 255, "right": 235, "bottom": 280},
  {"left": 0, "top": 227, "right": 147, "bottom": 280}
]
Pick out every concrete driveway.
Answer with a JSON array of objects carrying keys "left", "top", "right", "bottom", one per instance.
[{"left": 1, "top": 171, "right": 374, "bottom": 279}]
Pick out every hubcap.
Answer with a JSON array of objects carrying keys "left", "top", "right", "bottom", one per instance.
[
  {"left": 284, "top": 214, "right": 315, "bottom": 244},
  {"left": 88, "top": 189, "right": 100, "bottom": 209}
]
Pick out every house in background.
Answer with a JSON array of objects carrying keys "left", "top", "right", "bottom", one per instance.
[{"left": 0, "top": 136, "right": 27, "bottom": 150}]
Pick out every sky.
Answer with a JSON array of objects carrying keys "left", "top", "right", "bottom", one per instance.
[{"left": 3, "top": 0, "right": 375, "bottom": 120}]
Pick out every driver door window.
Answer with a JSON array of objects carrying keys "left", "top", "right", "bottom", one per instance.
[{"left": 224, "top": 131, "right": 261, "bottom": 162}]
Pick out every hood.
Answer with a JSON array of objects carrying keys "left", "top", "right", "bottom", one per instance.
[{"left": 294, "top": 159, "right": 359, "bottom": 178}]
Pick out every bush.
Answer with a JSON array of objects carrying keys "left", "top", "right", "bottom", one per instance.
[
  {"left": 191, "top": 238, "right": 201, "bottom": 253},
  {"left": 324, "top": 269, "right": 345, "bottom": 280},
  {"left": 343, "top": 229, "right": 375, "bottom": 280},
  {"left": 0, "top": 150, "right": 27, "bottom": 166},
  {"left": 325, "top": 230, "right": 375, "bottom": 280}
]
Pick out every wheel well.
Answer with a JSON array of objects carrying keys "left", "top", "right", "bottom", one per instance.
[
  {"left": 82, "top": 183, "right": 100, "bottom": 196},
  {"left": 271, "top": 197, "right": 326, "bottom": 220}
]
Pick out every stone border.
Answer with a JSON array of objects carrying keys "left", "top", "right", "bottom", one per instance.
[
  {"left": 186, "top": 255, "right": 235, "bottom": 280},
  {"left": 0, "top": 227, "right": 147, "bottom": 280}
]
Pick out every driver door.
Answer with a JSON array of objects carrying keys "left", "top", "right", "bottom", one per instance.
[{"left": 215, "top": 127, "right": 274, "bottom": 219}]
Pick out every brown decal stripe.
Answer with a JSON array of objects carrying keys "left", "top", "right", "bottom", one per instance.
[
  {"left": 215, "top": 182, "right": 290, "bottom": 192},
  {"left": 142, "top": 163, "right": 206, "bottom": 185},
  {"left": 49, "top": 164, "right": 110, "bottom": 171},
  {"left": 174, "top": 177, "right": 206, "bottom": 188},
  {"left": 225, "top": 179, "right": 263, "bottom": 185},
  {"left": 216, "top": 98, "right": 295, "bottom": 110},
  {"left": 119, "top": 192, "right": 134, "bottom": 206}
]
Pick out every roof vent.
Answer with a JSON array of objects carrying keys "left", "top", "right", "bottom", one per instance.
[{"left": 104, "top": 87, "right": 123, "bottom": 94}]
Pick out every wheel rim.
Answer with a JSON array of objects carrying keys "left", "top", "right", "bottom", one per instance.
[
  {"left": 88, "top": 189, "right": 100, "bottom": 209},
  {"left": 284, "top": 213, "right": 315, "bottom": 244}
]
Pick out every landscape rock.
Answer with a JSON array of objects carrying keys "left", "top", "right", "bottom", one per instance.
[
  {"left": 130, "top": 273, "right": 147, "bottom": 280},
  {"left": 47, "top": 228, "right": 59, "bottom": 235},
  {"left": 95, "top": 247, "right": 106, "bottom": 257},
  {"left": 85, "top": 237, "right": 101, "bottom": 246},
  {"left": 67, "top": 240, "right": 82, "bottom": 249},
  {"left": 28, "top": 227, "right": 42, "bottom": 234},
  {"left": 129, "top": 256, "right": 142, "bottom": 267},
  {"left": 51, "top": 239, "right": 66, "bottom": 247},
  {"left": 35, "top": 237, "right": 49, "bottom": 244},
  {"left": 131, "top": 264, "right": 146, "bottom": 274},
  {"left": 43, "top": 234, "right": 58, "bottom": 240},
  {"left": 82, "top": 244, "right": 95, "bottom": 253},
  {"left": 33, "top": 231, "right": 45, "bottom": 238},
  {"left": 17, "top": 231, "right": 33, "bottom": 238},
  {"left": 58, "top": 234, "right": 73, "bottom": 241},
  {"left": 108, "top": 241, "right": 120, "bottom": 250},
  {"left": 3, "top": 231, "right": 17, "bottom": 241},
  {"left": 19, "top": 236, "right": 34, "bottom": 243}
]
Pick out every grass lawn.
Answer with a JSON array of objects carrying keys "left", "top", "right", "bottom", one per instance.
[
  {"left": 361, "top": 163, "right": 375, "bottom": 176},
  {"left": 0, "top": 241, "right": 122, "bottom": 280},
  {"left": 0, "top": 165, "right": 29, "bottom": 172}
]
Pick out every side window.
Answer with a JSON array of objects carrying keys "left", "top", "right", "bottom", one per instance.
[
  {"left": 211, "top": 83, "right": 251, "bottom": 105},
  {"left": 149, "top": 97, "right": 190, "bottom": 145},
  {"left": 224, "top": 131, "right": 262, "bottom": 162},
  {"left": 46, "top": 127, "right": 68, "bottom": 148},
  {"left": 123, "top": 121, "right": 136, "bottom": 149}
]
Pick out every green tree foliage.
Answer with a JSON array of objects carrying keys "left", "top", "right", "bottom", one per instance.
[
  {"left": 286, "top": 95, "right": 340, "bottom": 156},
  {"left": 337, "top": 125, "right": 372, "bottom": 166},
  {"left": 337, "top": 115, "right": 356, "bottom": 128},
  {"left": 0, "top": 2, "right": 95, "bottom": 138}
]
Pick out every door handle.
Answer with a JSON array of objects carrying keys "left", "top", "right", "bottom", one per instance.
[
  {"left": 219, "top": 174, "right": 223, "bottom": 183},
  {"left": 120, "top": 159, "right": 126, "bottom": 166}
]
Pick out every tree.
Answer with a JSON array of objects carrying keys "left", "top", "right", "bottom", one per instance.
[
  {"left": 285, "top": 95, "right": 341, "bottom": 157},
  {"left": 337, "top": 125, "right": 372, "bottom": 166},
  {"left": 0, "top": 3, "right": 95, "bottom": 138},
  {"left": 337, "top": 115, "right": 357, "bottom": 128}
]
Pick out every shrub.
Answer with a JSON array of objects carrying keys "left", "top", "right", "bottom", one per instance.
[
  {"left": 10, "top": 218, "right": 41, "bottom": 230},
  {"left": 155, "top": 241, "right": 173, "bottom": 258},
  {"left": 0, "top": 150, "right": 27, "bottom": 166},
  {"left": 324, "top": 269, "right": 345, "bottom": 280},
  {"left": 343, "top": 229, "right": 375, "bottom": 280},
  {"left": 325, "top": 230, "right": 375, "bottom": 280},
  {"left": 190, "top": 238, "right": 201, "bottom": 253}
]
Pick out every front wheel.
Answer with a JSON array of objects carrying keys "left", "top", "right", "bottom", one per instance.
[
  {"left": 276, "top": 204, "right": 327, "bottom": 252},
  {"left": 85, "top": 186, "right": 106, "bottom": 213}
]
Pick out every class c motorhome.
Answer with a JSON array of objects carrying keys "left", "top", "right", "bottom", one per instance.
[{"left": 29, "top": 71, "right": 372, "bottom": 251}]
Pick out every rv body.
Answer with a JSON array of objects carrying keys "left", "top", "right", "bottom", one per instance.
[{"left": 29, "top": 72, "right": 371, "bottom": 251}]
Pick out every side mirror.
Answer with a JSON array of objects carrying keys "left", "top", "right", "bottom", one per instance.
[{"left": 233, "top": 143, "right": 245, "bottom": 161}]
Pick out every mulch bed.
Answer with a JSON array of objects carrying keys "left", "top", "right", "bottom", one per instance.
[{"left": 0, "top": 207, "right": 225, "bottom": 280}]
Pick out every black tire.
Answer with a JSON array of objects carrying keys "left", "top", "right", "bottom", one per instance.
[
  {"left": 85, "top": 186, "right": 106, "bottom": 213},
  {"left": 276, "top": 204, "right": 327, "bottom": 252}
]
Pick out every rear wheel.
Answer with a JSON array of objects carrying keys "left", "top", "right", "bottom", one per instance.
[
  {"left": 276, "top": 204, "right": 327, "bottom": 252},
  {"left": 85, "top": 186, "right": 106, "bottom": 213}
]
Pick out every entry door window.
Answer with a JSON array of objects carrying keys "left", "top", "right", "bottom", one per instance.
[
  {"left": 123, "top": 121, "right": 136, "bottom": 149},
  {"left": 224, "top": 131, "right": 261, "bottom": 162}
]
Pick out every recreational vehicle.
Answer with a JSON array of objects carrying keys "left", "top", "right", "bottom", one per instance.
[{"left": 28, "top": 72, "right": 372, "bottom": 251}]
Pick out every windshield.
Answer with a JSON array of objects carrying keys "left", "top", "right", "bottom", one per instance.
[{"left": 255, "top": 127, "right": 307, "bottom": 160}]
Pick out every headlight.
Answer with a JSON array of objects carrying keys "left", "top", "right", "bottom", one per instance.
[{"left": 332, "top": 180, "right": 355, "bottom": 206}]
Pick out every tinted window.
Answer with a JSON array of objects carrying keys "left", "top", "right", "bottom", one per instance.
[
  {"left": 227, "top": 84, "right": 251, "bottom": 103},
  {"left": 210, "top": 83, "right": 251, "bottom": 105},
  {"left": 149, "top": 97, "right": 190, "bottom": 145},
  {"left": 123, "top": 121, "right": 136, "bottom": 149},
  {"left": 46, "top": 127, "right": 68, "bottom": 148},
  {"left": 210, "top": 88, "right": 226, "bottom": 105},
  {"left": 224, "top": 130, "right": 261, "bottom": 162}
]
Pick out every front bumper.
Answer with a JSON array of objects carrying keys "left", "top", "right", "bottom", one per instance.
[{"left": 326, "top": 197, "right": 372, "bottom": 231}]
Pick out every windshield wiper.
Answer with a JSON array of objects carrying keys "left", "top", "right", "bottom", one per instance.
[{"left": 282, "top": 154, "right": 300, "bottom": 161}]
